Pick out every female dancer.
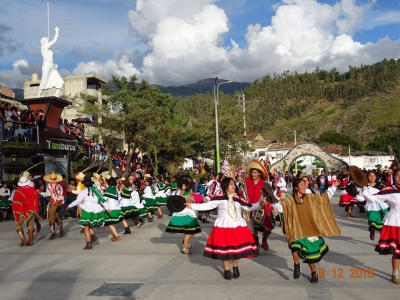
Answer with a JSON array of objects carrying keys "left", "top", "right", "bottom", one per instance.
[
  {"left": 119, "top": 179, "right": 138, "bottom": 234},
  {"left": 356, "top": 170, "right": 388, "bottom": 240},
  {"left": 67, "top": 177, "right": 105, "bottom": 250},
  {"left": 165, "top": 176, "right": 201, "bottom": 254},
  {"left": 131, "top": 180, "right": 147, "bottom": 228},
  {"left": 185, "top": 177, "right": 259, "bottom": 280},
  {"left": 360, "top": 168, "right": 400, "bottom": 284},
  {"left": 338, "top": 169, "right": 359, "bottom": 218},
  {"left": 143, "top": 178, "right": 157, "bottom": 222},
  {"left": 272, "top": 178, "right": 341, "bottom": 283},
  {"left": 0, "top": 182, "right": 11, "bottom": 221},
  {"left": 102, "top": 177, "right": 123, "bottom": 242}
]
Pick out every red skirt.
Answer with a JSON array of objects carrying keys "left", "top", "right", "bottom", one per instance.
[
  {"left": 339, "top": 194, "right": 358, "bottom": 206},
  {"left": 203, "top": 225, "right": 258, "bottom": 260},
  {"left": 375, "top": 225, "right": 400, "bottom": 258}
]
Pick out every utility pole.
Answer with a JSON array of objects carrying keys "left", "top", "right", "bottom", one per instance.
[
  {"left": 348, "top": 145, "right": 351, "bottom": 165},
  {"left": 294, "top": 129, "right": 297, "bottom": 172}
]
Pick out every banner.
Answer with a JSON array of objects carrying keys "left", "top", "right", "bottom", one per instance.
[{"left": 44, "top": 156, "right": 69, "bottom": 180}]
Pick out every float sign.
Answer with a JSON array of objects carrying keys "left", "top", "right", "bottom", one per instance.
[{"left": 46, "top": 140, "right": 76, "bottom": 151}]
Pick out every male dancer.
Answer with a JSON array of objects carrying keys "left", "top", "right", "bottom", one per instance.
[
  {"left": 12, "top": 176, "right": 40, "bottom": 246},
  {"left": 42, "top": 172, "right": 65, "bottom": 239},
  {"left": 245, "top": 160, "right": 274, "bottom": 252}
]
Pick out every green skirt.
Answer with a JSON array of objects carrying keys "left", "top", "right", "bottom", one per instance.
[
  {"left": 165, "top": 215, "right": 201, "bottom": 234},
  {"left": 79, "top": 210, "right": 105, "bottom": 228},
  {"left": 121, "top": 206, "right": 140, "bottom": 219},
  {"left": 0, "top": 200, "right": 11, "bottom": 210},
  {"left": 134, "top": 207, "right": 147, "bottom": 219},
  {"left": 156, "top": 196, "right": 168, "bottom": 206},
  {"left": 367, "top": 208, "right": 389, "bottom": 231},
  {"left": 290, "top": 237, "right": 328, "bottom": 264},
  {"left": 104, "top": 209, "right": 123, "bottom": 225},
  {"left": 144, "top": 198, "right": 157, "bottom": 212}
]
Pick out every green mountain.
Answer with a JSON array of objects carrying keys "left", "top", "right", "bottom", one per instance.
[{"left": 238, "top": 58, "right": 400, "bottom": 154}]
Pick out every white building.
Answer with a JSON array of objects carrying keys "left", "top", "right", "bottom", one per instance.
[{"left": 23, "top": 73, "right": 106, "bottom": 122}]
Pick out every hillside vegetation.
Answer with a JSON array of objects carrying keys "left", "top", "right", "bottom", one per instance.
[{"left": 176, "top": 58, "right": 400, "bottom": 156}]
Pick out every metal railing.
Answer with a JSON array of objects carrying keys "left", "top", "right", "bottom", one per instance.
[{"left": 0, "top": 119, "right": 40, "bottom": 145}]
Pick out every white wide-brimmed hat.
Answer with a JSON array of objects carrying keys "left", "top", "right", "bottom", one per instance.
[{"left": 18, "top": 177, "right": 30, "bottom": 187}]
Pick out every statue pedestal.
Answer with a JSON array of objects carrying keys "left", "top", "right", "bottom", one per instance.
[
  {"left": 18, "top": 96, "right": 77, "bottom": 149},
  {"left": 19, "top": 96, "right": 71, "bottom": 129}
]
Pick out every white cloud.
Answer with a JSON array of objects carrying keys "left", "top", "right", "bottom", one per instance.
[
  {"left": 0, "top": 60, "right": 33, "bottom": 88},
  {"left": 72, "top": 54, "right": 142, "bottom": 80}
]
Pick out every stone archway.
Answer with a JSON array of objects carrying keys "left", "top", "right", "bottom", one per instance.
[{"left": 271, "top": 142, "right": 349, "bottom": 172}]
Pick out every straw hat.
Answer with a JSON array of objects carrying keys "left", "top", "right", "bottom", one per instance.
[
  {"left": 75, "top": 172, "right": 85, "bottom": 181},
  {"left": 43, "top": 172, "right": 63, "bottom": 183},
  {"left": 18, "top": 176, "right": 30, "bottom": 187},
  {"left": 144, "top": 174, "right": 151, "bottom": 179},
  {"left": 246, "top": 160, "right": 268, "bottom": 180},
  {"left": 92, "top": 173, "right": 102, "bottom": 180},
  {"left": 20, "top": 171, "right": 30, "bottom": 178}
]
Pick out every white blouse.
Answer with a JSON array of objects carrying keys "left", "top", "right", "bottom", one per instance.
[
  {"left": 191, "top": 194, "right": 260, "bottom": 228},
  {"left": 362, "top": 188, "right": 400, "bottom": 227}
]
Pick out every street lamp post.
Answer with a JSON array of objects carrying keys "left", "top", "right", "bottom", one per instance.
[
  {"left": 214, "top": 79, "right": 232, "bottom": 173},
  {"left": 235, "top": 94, "right": 246, "bottom": 137},
  {"left": 236, "top": 93, "right": 247, "bottom": 163}
]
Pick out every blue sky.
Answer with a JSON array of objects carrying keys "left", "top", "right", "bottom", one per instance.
[{"left": 1, "top": 0, "right": 400, "bottom": 88}]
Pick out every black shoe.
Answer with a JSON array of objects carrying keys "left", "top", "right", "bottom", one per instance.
[
  {"left": 233, "top": 267, "right": 240, "bottom": 279},
  {"left": 202, "top": 218, "right": 209, "bottom": 223},
  {"left": 293, "top": 263, "right": 300, "bottom": 279},
  {"left": 91, "top": 234, "right": 99, "bottom": 245},
  {"left": 123, "top": 227, "right": 131, "bottom": 234},
  {"left": 311, "top": 270, "right": 318, "bottom": 283},
  {"left": 359, "top": 207, "right": 366, "bottom": 213},
  {"left": 83, "top": 242, "right": 93, "bottom": 250},
  {"left": 49, "top": 233, "right": 57, "bottom": 240},
  {"left": 370, "top": 230, "right": 375, "bottom": 240},
  {"left": 224, "top": 270, "right": 232, "bottom": 280}
]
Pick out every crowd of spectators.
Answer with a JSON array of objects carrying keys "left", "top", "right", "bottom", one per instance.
[{"left": 0, "top": 101, "right": 46, "bottom": 141}]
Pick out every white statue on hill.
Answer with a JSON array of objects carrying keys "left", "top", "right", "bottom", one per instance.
[{"left": 37, "top": 26, "right": 64, "bottom": 98}]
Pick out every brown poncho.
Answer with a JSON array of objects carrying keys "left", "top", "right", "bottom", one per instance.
[{"left": 281, "top": 193, "right": 341, "bottom": 245}]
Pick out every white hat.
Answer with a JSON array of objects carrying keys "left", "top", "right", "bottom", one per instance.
[{"left": 18, "top": 177, "right": 30, "bottom": 187}]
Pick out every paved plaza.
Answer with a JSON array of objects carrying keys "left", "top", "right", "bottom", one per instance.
[{"left": 0, "top": 192, "right": 399, "bottom": 300}]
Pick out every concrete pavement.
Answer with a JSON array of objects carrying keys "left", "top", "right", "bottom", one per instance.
[{"left": 0, "top": 192, "right": 399, "bottom": 300}]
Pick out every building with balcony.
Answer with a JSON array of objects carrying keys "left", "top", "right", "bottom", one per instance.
[{"left": 23, "top": 73, "right": 107, "bottom": 122}]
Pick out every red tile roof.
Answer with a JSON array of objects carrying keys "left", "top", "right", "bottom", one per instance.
[{"left": 0, "top": 85, "right": 15, "bottom": 99}]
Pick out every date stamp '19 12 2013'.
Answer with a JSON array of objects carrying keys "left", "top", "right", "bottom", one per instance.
[{"left": 316, "top": 268, "right": 374, "bottom": 279}]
